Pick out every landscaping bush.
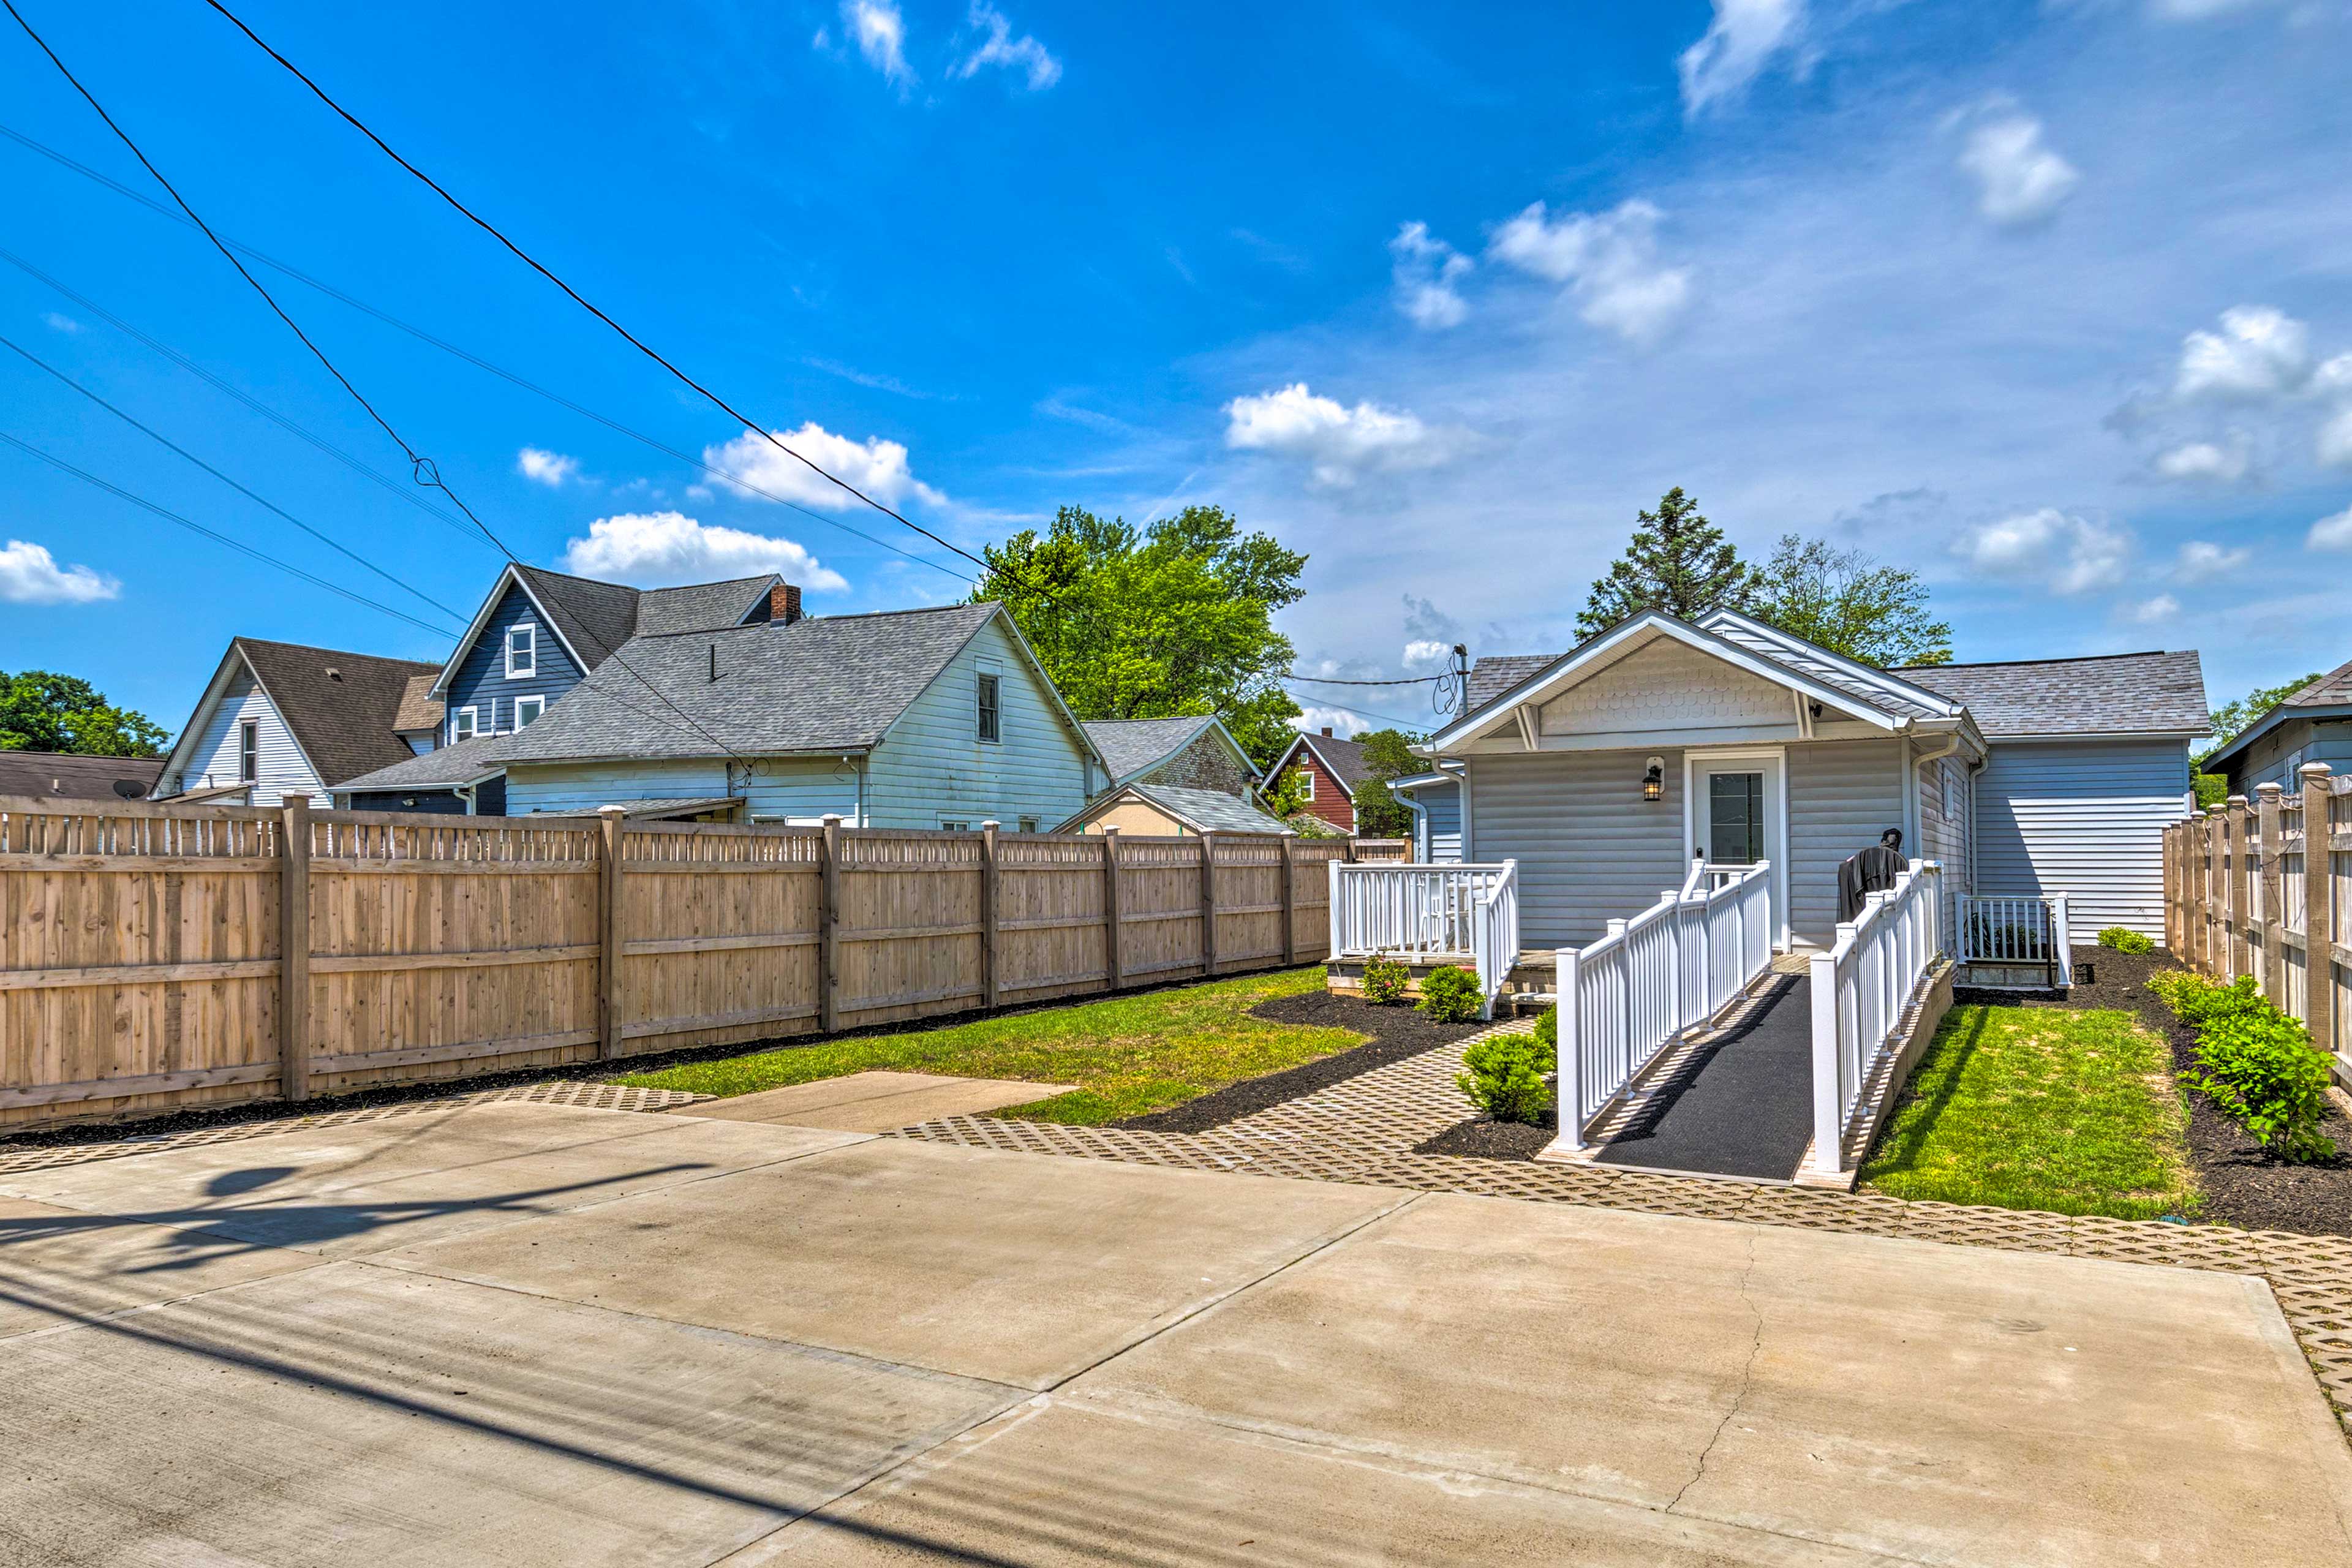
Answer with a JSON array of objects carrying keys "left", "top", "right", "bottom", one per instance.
[
  {"left": 1417, "top": 963, "right": 1482, "bottom": 1023},
  {"left": 1457, "top": 1031, "right": 1550, "bottom": 1125},
  {"left": 1532, "top": 1004, "right": 1556, "bottom": 1052},
  {"left": 1359, "top": 956, "right": 1410, "bottom": 1006},
  {"left": 2147, "top": 970, "right": 2339, "bottom": 1161},
  {"left": 2097, "top": 926, "right": 2154, "bottom": 955}
]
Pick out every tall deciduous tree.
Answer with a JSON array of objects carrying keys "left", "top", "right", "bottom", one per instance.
[
  {"left": 0, "top": 669, "right": 168, "bottom": 756},
  {"left": 1748, "top": 534, "right": 1953, "bottom": 667},
  {"left": 976, "top": 504, "right": 1306, "bottom": 765},
  {"left": 1577, "top": 487, "right": 1757, "bottom": 639}
]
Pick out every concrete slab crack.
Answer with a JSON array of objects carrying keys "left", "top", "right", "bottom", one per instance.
[{"left": 1666, "top": 1226, "right": 1763, "bottom": 1514}]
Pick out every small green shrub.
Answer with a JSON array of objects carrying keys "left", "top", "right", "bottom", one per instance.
[
  {"left": 2148, "top": 970, "right": 2339, "bottom": 1161},
  {"left": 2097, "top": 926, "right": 2154, "bottom": 954},
  {"left": 1417, "top": 963, "right": 1482, "bottom": 1023},
  {"left": 1359, "top": 957, "right": 1410, "bottom": 1006},
  {"left": 1532, "top": 1004, "right": 1557, "bottom": 1052},
  {"left": 1457, "top": 1031, "right": 1551, "bottom": 1124}
]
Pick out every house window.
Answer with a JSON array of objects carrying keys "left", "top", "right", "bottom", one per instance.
[
  {"left": 940, "top": 816, "right": 973, "bottom": 832},
  {"left": 1296, "top": 766, "right": 1314, "bottom": 801},
  {"left": 505, "top": 624, "right": 536, "bottom": 679},
  {"left": 1018, "top": 816, "right": 1039, "bottom": 834},
  {"left": 1706, "top": 772, "right": 1766, "bottom": 864},
  {"left": 976, "top": 673, "right": 1001, "bottom": 743},
  {"left": 515, "top": 695, "right": 545, "bottom": 728},
  {"left": 453, "top": 707, "right": 478, "bottom": 742},
  {"left": 1941, "top": 763, "right": 1960, "bottom": 823},
  {"left": 238, "top": 719, "right": 258, "bottom": 783}
]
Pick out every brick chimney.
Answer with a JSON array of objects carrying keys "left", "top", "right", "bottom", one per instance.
[
  {"left": 768, "top": 581, "right": 802, "bottom": 624},
  {"left": 1320, "top": 726, "right": 1333, "bottom": 737}
]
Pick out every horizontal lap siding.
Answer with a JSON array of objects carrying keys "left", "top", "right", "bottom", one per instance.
[
  {"left": 1788, "top": 740, "right": 1904, "bottom": 948},
  {"left": 1467, "top": 751, "right": 1684, "bottom": 948},
  {"left": 177, "top": 668, "right": 326, "bottom": 806},
  {"left": 1977, "top": 738, "right": 2192, "bottom": 938},
  {"left": 865, "top": 617, "right": 1096, "bottom": 831},
  {"left": 445, "top": 582, "right": 586, "bottom": 742},
  {"left": 505, "top": 760, "right": 736, "bottom": 815},
  {"left": 1422, "top": 782, "right": 1461, "bottom": 863}
]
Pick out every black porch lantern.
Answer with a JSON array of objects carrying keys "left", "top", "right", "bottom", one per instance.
[{"left": 1642, "top": 756, "right": 1665, "bottom": 802}]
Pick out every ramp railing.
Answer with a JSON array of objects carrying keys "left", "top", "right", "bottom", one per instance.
[{"left": 1809, "top": 858, "right": 1945, "bottom": 1175}]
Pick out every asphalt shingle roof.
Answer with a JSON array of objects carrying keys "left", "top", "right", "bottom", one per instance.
[
  {"left": 1295, "top": 732, "right": 1377, "bottom": 792},
  {"left": 331, "top": 733, "right": 513, "bottom": 793},
  {"left": 1082, "top": 716, "right": 1215, "bottom": 783},
  {"left": 236, "top": 639, "right": 440, "bottom": 794},
  {"left": 1891, "top": 651, "right": 2209, "bottom": 737},
  {"left": 636, "top": 576, "right": 782, "bottom": 636},
  {"left": 392, "top": 674, "right": 443, "bottom": 734},
  {"left": 2284, "top": 656, "right": 2352, "bottom": 709},
  {"left": 510, "top": 567, "right": 780, "bottom": 670},
  {"left": 491, "top": 602, "right": 1007, "bottom": 763},
  {"left": 1464, "top": 654, "right": 1553, "bottom": 711},
  {"left": 1128, "top": 783, "right": 1292, "bottom": 834},
  {"left": 0, "top": 750, "right": 166, "bottom": 802}
]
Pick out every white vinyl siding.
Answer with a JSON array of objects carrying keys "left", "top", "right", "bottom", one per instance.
[
  {"left": 172, "top": 666, "right": 327, "bottom": 807},
  {"left": 1787, "top": 740, "right": 1905, "bottom": 948},
  {"left": 1917, "top": 748, "right": 1975, "bottom": 943},
  {"left": 2231, "top": 716, "right": 2352, "bottom": 794},
  {"left": 1420, "top": 780, "right": 1462, "bottom": 863},
  {"left": 863, "top": 616, "right": 1096, "bottom": 831},
  {"left": 1464, "top": 750, "right": 1687, "bottom": 948},
  {"left": 1976, "top": 737, "right": 2193, "bottom": 938}
]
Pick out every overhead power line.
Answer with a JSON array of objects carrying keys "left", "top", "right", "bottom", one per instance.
[
  {"left": 1284, "top": 673, "right": 1445, "bottom": 687},
  {"left": 0, "top": 331, "right": 466, "bottom": 625}
]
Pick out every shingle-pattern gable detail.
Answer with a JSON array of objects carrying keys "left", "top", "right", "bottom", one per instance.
[
  {"left": 235, "top": 639, "right": 439, "bottom": 792},
  {"left": 490, "top": 603, "right": 1006, "bottom": 763},
  {"left": 1893, "top": 651, "right": 2208, "bottom": 737}
]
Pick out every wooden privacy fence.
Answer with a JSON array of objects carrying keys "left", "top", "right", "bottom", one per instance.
[
  {"left": 2162, "top": 763, "right": 2350, "bottom": 1085},
  {"left": 0, "top": 794, "right": 1360, "bottom": 1131}
]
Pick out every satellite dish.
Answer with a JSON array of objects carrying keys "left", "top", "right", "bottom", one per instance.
[{"left": 112, "top": 778, "right": 146, "bottom": 799}]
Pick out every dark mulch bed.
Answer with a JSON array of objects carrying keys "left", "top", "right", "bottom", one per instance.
[
  {"left": 1961, "top": 946, "right": 2352, "bottom": 1237},
  {"left": 1115, "top": 989, "right": 1491, "bottom": 1134},
  {"left": 1415, "top": 1106, "right": 1556, "bottom": 1159}
]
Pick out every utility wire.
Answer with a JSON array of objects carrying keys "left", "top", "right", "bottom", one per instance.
[
  {"left": 1, "top": 2, "right": 755, "bottom": 772},
  {"left": 0, "top": 331, "right": 466, "bottom": 625},
  {"left": 0, "top": 428, "right": 454, "bottom": 636},
  {"left": 0, "top": 124, "right": 973, "bottom": 587},
  {"left": 1284, "top": 673, "right": 1445, "bottom": 687}
]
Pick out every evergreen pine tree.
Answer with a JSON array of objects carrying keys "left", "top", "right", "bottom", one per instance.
[{"left": 1575, "top": 488, "right": 1757, "bottom": 640}]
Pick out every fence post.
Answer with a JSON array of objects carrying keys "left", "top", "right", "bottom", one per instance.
[
  {"left": 1199, "top": 831, "right": 1220, "bottom": 976},
  {"left": 279, "top": 796, "right": 311, "bottom": 1102},
  {"left": 979, "top": 820, "right": 1000, "bottom": 1012},
  {"left": 1280, "top": 834, "right": 1298, "bottom": 966},
  {"left": 1328, "top": 856, "right": 1343, "bottom": 961},
  {"left": 2205, "top": 807, "right": 2224, "bottom": 975},
  {"left": 1101, "top": 826, "right": 1124, "bottom": 993},
  {"left": 2226, "top": 796, "right": 2252, "bottom": 981},
  {"left": 819, "top": 815, "right": 842, "bottom": 1033},
  {"left": 1809, "top": 942, "right": 1843, "bottom": 1174},
  {"left": 1555, "top": 946, "right": 1583, "bottom": 1151},
  {"left": 2303, "top": 764, "right": 2336, "bottom": 1066},
  {"left": 597, "top": 805, "right": 625, "bottom": 1060},
  {"left": 2256, "top": 783, "right": 2286, "bottom": 1006}
]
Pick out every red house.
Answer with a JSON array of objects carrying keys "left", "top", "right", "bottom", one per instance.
[{"left": 1267, "top": 728, "right": 1376, "bottom": 832}]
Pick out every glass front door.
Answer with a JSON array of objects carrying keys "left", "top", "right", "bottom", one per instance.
[{"left": 1707, "top": 771, "right": 1765, "bottom": 865}]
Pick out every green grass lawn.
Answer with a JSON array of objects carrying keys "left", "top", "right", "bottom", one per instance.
[
  {"left": 1862, "top": 1004, "right": 2201, "bottom": 1221},
  {"left": 613, "top": 965, "right": 1365, "bottom": 1125}
]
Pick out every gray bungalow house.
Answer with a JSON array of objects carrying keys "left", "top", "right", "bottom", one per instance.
[
  {"left": 1401, "top": 608, "right": 2204, "bottom": 946},
  {"left": 344, "top": 600, "right": 1113, "bottom": 829},
  {"left": 2201, "top": 655, "right": 2352, "bottom": 797}
]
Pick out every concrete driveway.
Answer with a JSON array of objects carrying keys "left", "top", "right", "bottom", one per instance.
[{"left": 1, "top": 1101, "right": 2346, "bottom": 1567}]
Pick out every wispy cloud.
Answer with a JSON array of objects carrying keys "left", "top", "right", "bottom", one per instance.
[
  {"left": 1488, "top": 199, "right": 1693, "bottom": 348},
  {"left": 1223, "top": 384, "right": 1477, "bottom": 489},
  {"left": 516, "top": 447, "right": 579, "bottom": 487},
  {"left": 1953, "top": 105, "right": 2079, "bottom": 228},
  {"left": 951, "top": 2, "right": 1061, "bottom": 89},
  {"left": 1678, "top": 0, "right": 1806, "bottom": 118},
  {"left": 1389, "top": 221, "right": 1471, "bottom": 330},
  {"left": 0, "top": 538, "right": 117, "bottom": 604},
  {"left": 835, "top": 0, "right": 913, "bottom": 90},
  {"left": 1953, "top": 509, "right": 2133, "bottom": 595}
]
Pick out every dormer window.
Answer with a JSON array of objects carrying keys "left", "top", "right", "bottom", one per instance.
[{"left": 505, "top": 624, "right": 536, "bottom": 679}]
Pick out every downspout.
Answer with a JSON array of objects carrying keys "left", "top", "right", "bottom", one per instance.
[
  {"left": 454, "top": 780, "right": 477, "bottom": 816},
  {"left": 1395, "top": 785, "right": 1430, "bottom": 861}
]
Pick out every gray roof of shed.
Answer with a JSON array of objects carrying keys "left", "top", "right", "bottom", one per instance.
[
  {"left": 1891, "top": 650, "right": 2208, "bottom": 737},
  {"left": 1123, "top": 783, "right": 1293, "bottom": 834},
  {"left": 490, "top": 601, "right": 1012, "bottom": 763},
  {"left": 1082, "top": 716, "right": 1216, "bottom": 783}
]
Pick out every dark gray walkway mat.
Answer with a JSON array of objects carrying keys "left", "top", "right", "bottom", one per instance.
[{"left": 1594, "top": 974, "right": 1814, "bottom": 1182}]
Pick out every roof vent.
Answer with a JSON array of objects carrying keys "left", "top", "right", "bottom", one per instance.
[{"left": 325, "top": 667, "right": 342, "bottom": 680}]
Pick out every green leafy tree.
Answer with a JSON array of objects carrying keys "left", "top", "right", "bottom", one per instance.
[
  {"left": 976, "top": 504, "right": 1305, "bottom": 764},
  {"left": 1748, "top": 534, "right": 1953, "bottom": 667},
  {"left": 1341, "top": 726, "right": 1421, "bottom": 839},
  {"left": 1577, "top": 487, "right": 1758, "bottom": 639},
  {"left": 2199, "top": 673, "right": 2322, "bottom": 766},
  {"left": 0, "top": 669, "right": 168, "bottom": 755}
]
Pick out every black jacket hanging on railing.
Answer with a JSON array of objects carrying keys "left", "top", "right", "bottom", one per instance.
[{"left": 1837, "top": 828, "right": 1907, "bottom": 922}]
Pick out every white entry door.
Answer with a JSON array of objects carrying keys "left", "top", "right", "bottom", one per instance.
[{"left": 1684, "top": 750, "right": 1789, "bottom": 949}]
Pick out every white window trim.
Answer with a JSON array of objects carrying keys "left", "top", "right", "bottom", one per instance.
[
  {"left": 1682, "top": 747, "right": 1792, "bottom": 951},
  {"left": 505, "top": 623, "right": 537, "bottom": 679},
  {"left": 237, "top": 718, "right": 258, "bottom": 783},
  {"left": 976, "top": 671, "right": 1001, "bottom": 744},
  {"left": 1297, "top": 766, "right": 1314, "bottom": 801},
  {"left": 514, "top": 695, "right": 545, "bottom": 728},
  {"left": 453, "top": 706, "right": 479, "bottom": 742}
]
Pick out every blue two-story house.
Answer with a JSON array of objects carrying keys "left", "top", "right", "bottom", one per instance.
[{"left": 333, "top": 565, "right": 790, "bottom": 813}]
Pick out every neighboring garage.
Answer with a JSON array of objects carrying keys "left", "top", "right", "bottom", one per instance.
[{"left": 1896, "top": 650, "right": 2207, "bottom": 938}]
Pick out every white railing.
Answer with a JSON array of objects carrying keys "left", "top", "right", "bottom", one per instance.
[
  {"left": 1544, "top": 861, "right": 1773, "bottom": 1154},
  {"left": 1809, "top": 859, "right": 1945, "bottom": 1175},
  {"left": 1330, "top": 859, "right": 1520, "bottom": 1019},
  {"left": 1954, "top": 893, "right": 2071, "bottom": 987}
]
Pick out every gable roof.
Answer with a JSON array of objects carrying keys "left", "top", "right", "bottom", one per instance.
[
  {"left": 432, "top": 565, "right": 783, "bottom": 695},
  {"left": 2196, "top": 652, "right": 2352, "bottom": 772},
  {"left": 1062, "top": 782, "right": 1293, "bottom": 835},
  {"left": 1892, "top": 650, "right": 2208, "bottom": 739},
  {"left": 0, "top": 750, "right": 167, "bottom": 803},
  {"left": 159, "top": 638, "right": 439, "bottom": 797},
  {"left": 1270, "top": 729, "right": 1378, "bottom": 793},
  {"left": 1080, "top": 715, "right": 1259, "bottom": 786},
  {"left": 392, "top": 674, "right": 443, "bottom": 734},
  {"left": 483, "top": 601, "right": 1100, "bottom": 766}
]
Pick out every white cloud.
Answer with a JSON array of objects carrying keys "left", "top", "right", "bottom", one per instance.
[
  {"left": 1289, "top": 706, "right": 1368, "bottom": 739},
  {"left": 2124, "top": 593, "right": 2181, "bottom": 624},
  {"left": 2319, "top": 405, "right": 2352, "bottom": 469},
  {"left": 0, "top": 538, "right": 118, "bottom": 604},
  {"left": 1952, "top": 508, "right": 2132, "bottom": 594},
  {"left": 560, "top": 511, "right": 848, "bottom": 591},
  {"left": 516, "top": 447, "right": 579, "bottom": 487},
  {"left": 1401, "top": 639, "right": 1452, "bottom": 671},
  {"left": 1487, "top": 199, "right": 1694, "bottom": 348},
  {"left": 2309, "top": 503, "right": 2352, "bottom": 552},
  {"left": 703, "top": 423, "right": 946, "bottom": 510},
  {"left": 2147, "top": 0, "right": 2292, "bottom": 18},
  {"left": 1678, "top": 0, "right": 1806, "bottom": 117},
  {"left": 1389, "top": 221, "right": 1472, "bottom": 330},
  {"left": 839, "top": 0, "right": 913, "bottom": 88},
  {"left": 40, "top": 311, "right": 79, "bottom": 334},
  {"left": 951, "top": 2, "right": 1060, "bottom": 89},
  {"left": 2152, "top": 435, "right": 2252, "bottom": 483},
  {"left": 2174, "top": 305, "right": 2313, "bottom": 401},
  {"left": 1956, "top": 111, "right": 2080, "bottom": 228},
  {"left": 1223, "top": 383, "right": 1477, "bottom": 489},
  {"left": 2175, "top": 539, "right": 2251, "bottom": 575}
]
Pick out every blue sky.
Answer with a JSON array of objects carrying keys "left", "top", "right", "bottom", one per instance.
[{"left": 2, "top": 0, "right": 2348, "bottom": 740}]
